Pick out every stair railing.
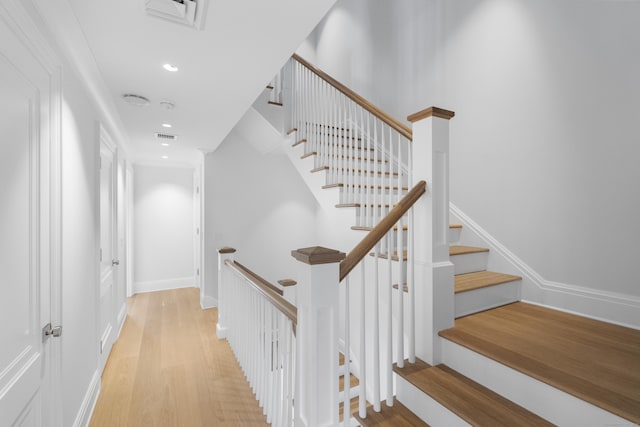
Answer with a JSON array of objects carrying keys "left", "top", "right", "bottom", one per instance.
[
  {"left": 217, "top": 248, "right": 297, "bottom": 427},
  {"left": 289, "top": 54, "right": 413, "bottom": 230}
]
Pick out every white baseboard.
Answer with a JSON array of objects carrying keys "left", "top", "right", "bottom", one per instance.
[
  {"left": 72, "top": 370, "right": 100, "bottom": 427},
  {"left": 450, "top": 203, "right": 640, "bottom": 329},
  {"left": 200, "top": 295, "right": 217, "bottom": 309},
  {"left": 116, "top": 302, "right": 127, "bottom": 337},
  {"left": 133, "top": 277, "right": 195, "bottom": 294}
]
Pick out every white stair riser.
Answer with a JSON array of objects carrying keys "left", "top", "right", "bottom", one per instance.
[
  {"left": 338, "top": 190, "right": 407, "bottom": 205},
  {"left": 440, "top": 339, "right": 631, "bottom": 427},
  {"left": 319, "top": 169, "right": 408, "bottom": 188},
  {"left": 448, "top": 227, "right": 462, "bottom": 244},
  {"left": 451, "top": 252, "right": 488, "bottom": 275},
  {"left": 396, "top": 374, "right": 470, "bottom": 427},
  {"left": 454, "top": 280, "right": 521, "bottom": 318}
]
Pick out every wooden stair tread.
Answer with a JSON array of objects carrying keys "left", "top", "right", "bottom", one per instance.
[
  {"left": 291, "top": 139, "right": 374, "bottom": 151},
  {"left": 394, "top": 360, "right": 553, "bottom": 426},
  {"left": 439, "top": 302, "right": 640, "bottom": 424},
  {"left": 337, "top": 203, "right": 393, "bottom": 209},
  {"left": 267, "top": 101, "right": 283, "bottom": 106},
  {"left": 301, "top": 151, "right": 388, "bottom": 162},
  {"left": 450, "top": 245, "right": 489, "bottom": 256},
  {"left": 370, "top": 250, "right": 407, "bottom": 261},
  {"left": 353, "top": 223, "right": 461, "bottom": 232},
  {"left": 311, "top": 166, "right": 400, "bottom": 176},
  {"left": 292, "top": 138, "right": 306, "bottom": 147},
  {"left": 455, "top": 271, "right": 522, "bottom": 294},
  {"left": 353, "top": 398, "right": 428, "bottom": 427},
  {"left": 392, "top": 283, "right": 409, "bottom": 292},
  {"left": 324, "top": 184, "right": 408, "bottom": 191}
]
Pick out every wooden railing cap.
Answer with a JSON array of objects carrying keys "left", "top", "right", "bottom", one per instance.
[
  {"left": 218, "top": 246, "right": 237, "bottom": 254},
  {"left": 291, "top": 246, "right": 346, "bottom": 265},
  {"left": 407, "top": 106, "right": 455, "bottom": 123},
  {"left": 278, "top": 279, "right": 297, "bottom": 287}
]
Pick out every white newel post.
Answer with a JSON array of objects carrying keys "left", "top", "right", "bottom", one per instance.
[
  {"left": 408, "top": 107, "right": 456, "bottom": 365},
  {"left": 216, "top": 246, "right": 236, "bottom": 339},
  {"left": 291, "top": 247, "right": 346, "bottom": 427}
]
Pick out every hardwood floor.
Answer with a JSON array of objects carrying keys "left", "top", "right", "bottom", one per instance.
[{"left": 90, "top": 288, "right": 268, "bottom": 427}]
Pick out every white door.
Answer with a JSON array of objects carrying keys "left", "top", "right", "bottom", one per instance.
[
  {"left": 98, "top": 130, "right": 118, "bottom": 372},
  {"left": 0, "top": 5, "right": 59, "bottom": 426}
]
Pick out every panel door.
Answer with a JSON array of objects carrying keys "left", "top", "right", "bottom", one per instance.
[
  {"left": 98, "top": 136, "right": 117, "bottom": 372},
  {"left": 0, "top": 8, "right": 54, "bottom": 426}
]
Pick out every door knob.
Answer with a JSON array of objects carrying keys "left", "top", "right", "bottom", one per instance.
[{"left": 112, "top": 259, "right": 120, "bottom": 266}]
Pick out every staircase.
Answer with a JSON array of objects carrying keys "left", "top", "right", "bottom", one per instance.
[{"left": 230, "top": 55, "right": 640, "bottom": 426}]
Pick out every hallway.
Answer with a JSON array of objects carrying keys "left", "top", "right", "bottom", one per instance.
[{"left": 89, "top": 288, "right": 268, "bottom": 426}]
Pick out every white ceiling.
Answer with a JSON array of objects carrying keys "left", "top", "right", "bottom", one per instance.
[{"left": 39, "top": 0, "right": 336, "bottom": 165}]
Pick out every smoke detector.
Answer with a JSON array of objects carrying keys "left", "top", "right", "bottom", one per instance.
[
  {"left": 122, "top": 94, "right": 150, "bottom": 107},
  {"left": 144, "top": 0, "right": 208, "bottom": 30}
]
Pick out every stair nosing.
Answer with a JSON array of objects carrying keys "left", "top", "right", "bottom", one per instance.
[
  {"left": 394, "top": 360, "right": 553, "bottom": 426},
  {"left": 454, "top": 271, "right": 522, "bottom": 294}
]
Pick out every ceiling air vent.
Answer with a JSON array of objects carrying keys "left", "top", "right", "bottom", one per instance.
[
  {"left": 155, "top": 132, "right": 178, "bottom": 141},
  {"left": 122, "top": 93, "right": 150, "bottom": 107},
  {"left": 144, "top": 0, "right": 208, "bottom": 30}
]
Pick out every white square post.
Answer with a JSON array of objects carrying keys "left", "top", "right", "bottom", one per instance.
[
  {"left": 216, "top": 246, "right": 236, "bottom": 339},
  {"left": 291, "top": 246, "right": 345, "bottom": 427},
  {"left": 408, "top": 107, "right": 456, "bottom": 364}
]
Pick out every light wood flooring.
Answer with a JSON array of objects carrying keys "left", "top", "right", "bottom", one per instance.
[
  {"left": 89, "top": 288, "right": 268, "bottom": 427},
  {"left": 440, "top": 302, "right": 640, "bottom": 424}
]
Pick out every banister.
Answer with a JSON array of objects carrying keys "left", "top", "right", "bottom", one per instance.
[
  {"left": 225, "top": 259, "right": 298, "bottom": 329},
  {"left": 339, "top": 180, "right": 427, "bottom": 281},
  {"left": 292, "top": 53, "right": 413, "bottom": 141}
]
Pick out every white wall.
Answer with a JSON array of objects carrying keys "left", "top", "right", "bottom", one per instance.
[
  {"left": 133, "top": 165, "right": 195, "bottom": 293},
  {"left": 300, "top": 0, "right": 640, "bottom": 305},
  {"left": 203, "top": 129, "right": 319, "bottom": 304},
  {"left": 10, "top": 2, "right": 130, "bottom": 424}
]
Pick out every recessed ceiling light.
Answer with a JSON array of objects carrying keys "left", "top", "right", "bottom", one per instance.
[
  {"left": 163, "top": 63, "right": 179, "bottom": 72},
  {"left": 161, "top": 155, "right": 169, "bottom": 159},
  {"left": 162, "top": 123, "right": 172, "bottom": 128},
  {"left": 161, "top": 143, "right": 170, "bottom": 147}
]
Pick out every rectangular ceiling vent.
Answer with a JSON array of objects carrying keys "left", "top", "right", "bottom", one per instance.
[
  {"left": 144, "top": 0, "right": 208, "bottom": 30},
  {"left": 155, "top": 132, "right": 178, "bottom": 141}
]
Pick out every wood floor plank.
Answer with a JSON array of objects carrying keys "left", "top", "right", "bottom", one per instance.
[
  {"left": 439, "top": 302, "right": 640, "bottom": 424},
  {"left": 89, "top": 288, "right": 268, "bottom": 427}
]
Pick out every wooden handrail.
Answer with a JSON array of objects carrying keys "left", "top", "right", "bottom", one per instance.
[
  {"left": 225, "top": 259, "right": 298, "bottom": 329},
  {"left": 339, "top": 180, "right": 427, "bottom": 281},
  {"left": 292, "top": 54, "right": 413, "bottom": 142}
]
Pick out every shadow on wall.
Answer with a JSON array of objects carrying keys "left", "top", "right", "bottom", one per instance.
[{"left": 204, "top": 129, "right": 320, "bottom": 300}]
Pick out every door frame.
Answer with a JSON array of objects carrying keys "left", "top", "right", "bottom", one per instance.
[{"left": 97, "top": 123, "right": 118, "bottom": 374}]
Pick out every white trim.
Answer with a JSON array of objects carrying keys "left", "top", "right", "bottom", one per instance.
[
  {"left": 116, "top": 302, "right": 127, "bottom": 337},
  {"left": 133, "top": 277, "right": 197, "bottom": 294},
  {"left": 71, "top": 370, "right": 100, "bottom": 427},
  {"left": 200, "top": 295, "right": 217, "bottom": 309},
  {"left": 450, "top": 203, "right": 640, "bottom": 329}
]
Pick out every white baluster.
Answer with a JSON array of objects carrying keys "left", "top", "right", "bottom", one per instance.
[
  {"left": 397, "top": 133, "right": 405, "bottom": 370},
  {"left": 343, "top": 276, "right": 351, "bottom": 427},
  {"left": 385, "top": 232, "right": 393, "bottom": 407},
  {"left": 408, "top": 140, "right": 416, "bottom": 364},
  {"left": 358, "top": 259, "right": 367, "bottom": 418}
]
